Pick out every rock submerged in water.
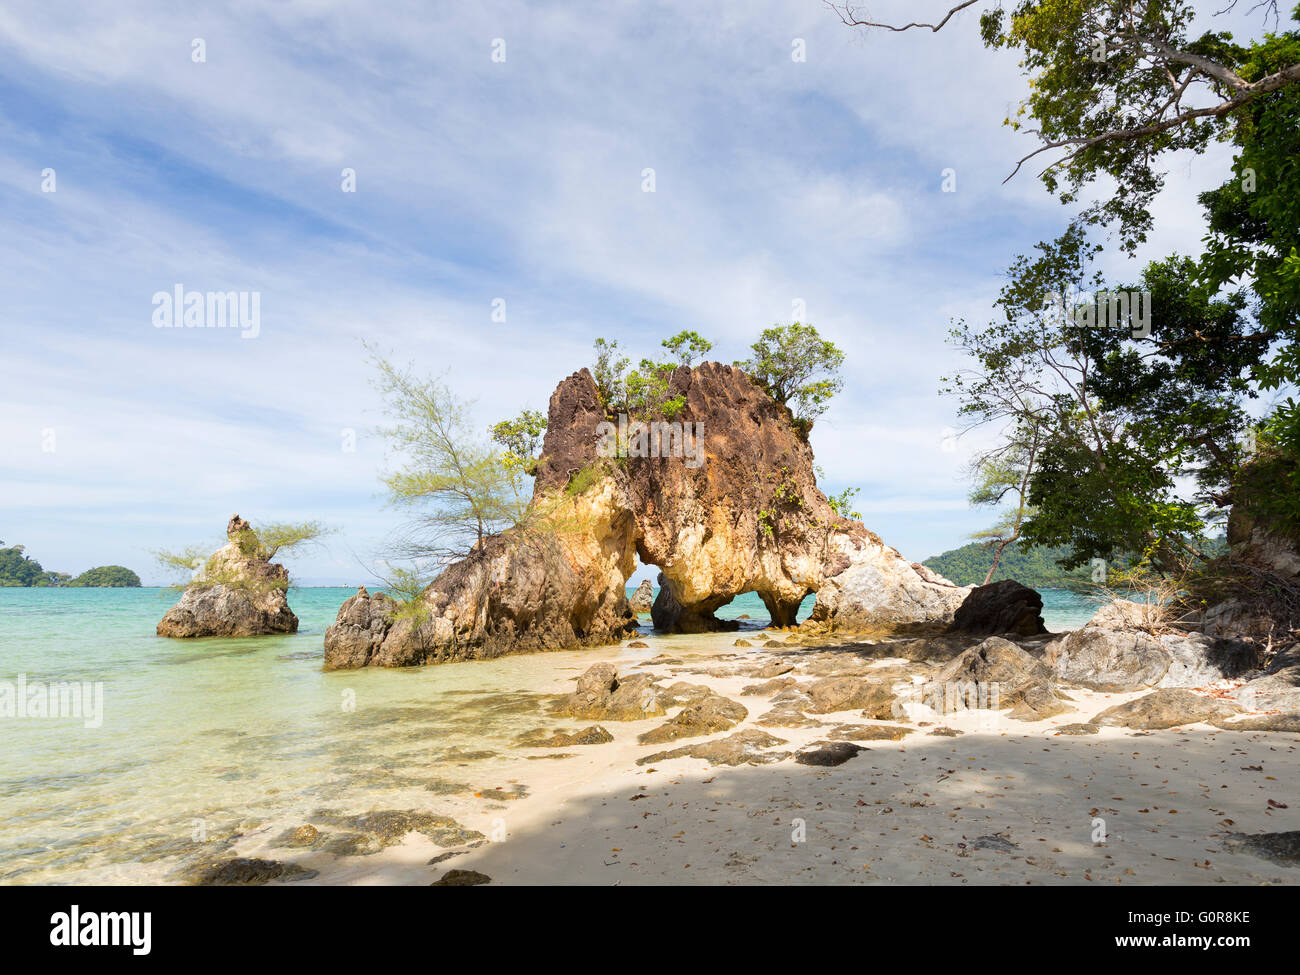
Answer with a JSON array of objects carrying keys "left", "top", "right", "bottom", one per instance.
[
  {"left": 157, "top": 515, "right": 298, "bottom": 638},
  {"left": 628, "top": 579, "right": 655, "bottom": 613}
]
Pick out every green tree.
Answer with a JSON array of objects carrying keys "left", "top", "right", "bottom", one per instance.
[
  {"left": 833, "top": 1, "right": 1300, "bottom": 253},
  {"left": 943, "top": 223, "right": 1253, "bottom": 574},
  {"left": 490, "top": 409, "right": 548, "bottom": 476},
  {"left": 370, "top": 350, "right": 528, "bottom": 565},
  {"left": 737, "top": 322, "right": 845, "bottom": 427},
  {"left": 0, "top": 544, "right": 49, "bottom": 587},
  {"left": 966, "top": 419, "right": 1045, "bottom": 584},
  {"left": 155, "top": 520, "right": 327, "bottom": 591},
  {"left": 661, "top": 329, "right": 713, "bottom": 366}
]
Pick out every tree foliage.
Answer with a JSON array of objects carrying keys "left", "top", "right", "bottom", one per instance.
[
  {"left": 370, "top": 350, "right": 529, "bottom": 567},
  {"left": 737, "top": 322, "right": 846, "bottom": 427}
]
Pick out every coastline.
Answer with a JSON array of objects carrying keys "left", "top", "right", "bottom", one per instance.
[{"left": 183, "top": 631, "right": 1300, "bottom": 886}]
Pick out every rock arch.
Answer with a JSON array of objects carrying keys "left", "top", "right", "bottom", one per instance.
[{"left": 324, "top": 364, "right": 968, "bottom": 667}]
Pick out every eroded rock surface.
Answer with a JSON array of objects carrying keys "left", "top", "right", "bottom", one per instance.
[
  {"left": 1092, "top": 689, "right": 1238, "bottom": 729},
  {"left": 157, "top": 515, "right": 298, "bottom": 638},
  {"left": 326, "top": 364, "right": 973, "bottom": 666}
]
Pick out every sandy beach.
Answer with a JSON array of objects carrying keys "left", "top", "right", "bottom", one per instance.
[{"left": 206, "top": 630, "right": 1300, "bottom": 886}]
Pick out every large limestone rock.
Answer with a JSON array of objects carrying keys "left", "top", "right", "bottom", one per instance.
[
  {"left": 325, "top": 363, "right": 970, "bottom": 666},
  {"left": 324, "top": 482, "right": 639, "bottom": 668},
  {"left": 948, "top": 579, "right": 1047, "bottom": 637},
  {"left": 804, "top": 533, "right": 969, "bottom": 635},
  {"left": 157, "top": 515, "right": 298, "bottom": 638}
]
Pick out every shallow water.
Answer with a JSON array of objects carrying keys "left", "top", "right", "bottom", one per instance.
[{"left": 0, "top": 585, "right": 1099, "bottom": 883}]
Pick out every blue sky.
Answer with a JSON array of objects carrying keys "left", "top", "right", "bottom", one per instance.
[{"left": 0, "top": 1, "right": 1267, "bottom": 585}]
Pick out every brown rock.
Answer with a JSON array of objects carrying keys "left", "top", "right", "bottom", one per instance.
[
  {"left": 948, "top": 580, "right": 1047, "bottom": 637},
  {"left": 157, "top": 515, "right": 299, "bottom": 638},
  {"left": 637, "top": 695, "right": 748, "bottom": 744}
]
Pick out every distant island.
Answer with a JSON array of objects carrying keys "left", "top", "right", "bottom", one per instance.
[
  {"left": 0, "top": 543, "right": 141, "bottom": 587},
  {"left": 924, "top": 538, "right": 1227, "bottom": 591},
  {"left": 923, "top": 542, "right": 1097, "bottom": 591}
]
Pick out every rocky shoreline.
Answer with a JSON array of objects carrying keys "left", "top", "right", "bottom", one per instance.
[{"left": 175, "top": 608, "right": 1300, "bottom": 885}]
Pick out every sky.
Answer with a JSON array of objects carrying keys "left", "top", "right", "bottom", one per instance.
[{"left": 0, "top": 1, "right": 1277, "bottom": 586}]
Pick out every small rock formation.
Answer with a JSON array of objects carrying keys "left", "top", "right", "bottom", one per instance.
[
  {"left": 637, "top": 729, "right": 790, "bottom": 767},
  {"left": 803, "top": 537, "right": 969, "bottom": 635},
  {"left": 637, "top": 694, "right": 748, "bottom": 744},
  {"left": 157, "top": 515, "right": 298, "bottom": 638},
  {"left": 550, "top": 663, "right": 666, "bottom": 721},
  {"left": 628, "top": 579, "right": 655, "bottom": 613},
  {"left": 1044, "top": 611, "right": 1258, "bottom": 692},
  {"left": 935, "top": 636, "right": 1069, "bottom": 720},
  {"left": 1091, "top": 689, "right": 1238, "bottom": 729},
  {"left": 795, "top": 741, "right": 866, "bottom": 767},
  {"left": 806, "top": 676, "right": 895, "bottom": 716},
  {"left": 948, "top": 579, "right": 1047, "bottom": 637}
]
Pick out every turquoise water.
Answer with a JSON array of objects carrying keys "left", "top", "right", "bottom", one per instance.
[
  {"left": 0, "top": 585, "right": 1100, "bottom": 883},
  {"left": 674, "top": 586, "right": 1099, "bottom": 632}
]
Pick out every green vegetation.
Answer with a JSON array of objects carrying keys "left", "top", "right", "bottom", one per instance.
[
  {"left": 590, "top": 324, "right": 846, "bottom": 437},
  {"left": 736, "top": 322, "right": 845, "bottom": 430},
  {"left": 155, "top": 520, "right": 327, "bottom": 592},
  {"left": 490, "top": 408, "right": 548, "bottom": 476},
  {"left": 923, "top": 541, "right": 1099, "bottom": 591},
  {"left": 370, "top": 349, "right": 533, "bottom": 568},
  {"left": 0, "top": 542, "right": 140, "bottom": 587},
  {"left": 67, "top": 565, "right": 141, "bottom": 588},
  {"left": 846, "top": 3, "right": 1300, "bottom": 586}
]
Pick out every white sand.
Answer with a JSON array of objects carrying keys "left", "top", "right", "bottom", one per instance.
[{"left": 230, "top": 634, "right": 1300, "bottom": 885}]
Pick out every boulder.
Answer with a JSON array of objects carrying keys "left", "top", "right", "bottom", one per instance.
[
  {"left": 806, "top": 676, "right": 895, "bottom": 716},
  {"left": 1044, "top": 626, "right": 1258, "bottom": 691},
  {"left": 637, "top": 694, "right": 748, "bottom": 744},
  {"left": 948, "top": 580, "right": 1047, "bottom": 637},
  {"left": 628, "top": 579, "right": 655, "bottom": 613},
  {"left": 795, "top": 741, "right": 866, "bottom": 766},
  {"left": 804, "top": 533, "right": 970, "bottom": 635},
  {"left": 550, "top": 663, "right": 666, "bottom": 721},
  {"left": 157, "top": 515, "right": 298, "bottom": 638},
  {"left": 933, "top": 636, "right": 1065, "bottom": 719},
  {"left": 1233, "top": 645, "right": 1300, "bottom": 711},
  {"left": 1092, "top": 689, "right": 1238, "bottom": 729}
]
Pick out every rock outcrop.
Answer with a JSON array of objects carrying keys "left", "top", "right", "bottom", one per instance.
[
  {"left": 1092, "top": 689, "right": 1237, "bottom": 730},
  {"left": 1043, "top": 612, "right": 1258, "bottom": 692},
  {"left": 157, "top": 515, "right": 298, "bottom": 638},
  {"left": 325, "top": 363, "right": 970, "bottom": 666},
  {"left": 628, "top": 579, "right": 655, "bottom": 613},
  {"left": 948, "top": 580, "right": 1047, "bottom": 637}
]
